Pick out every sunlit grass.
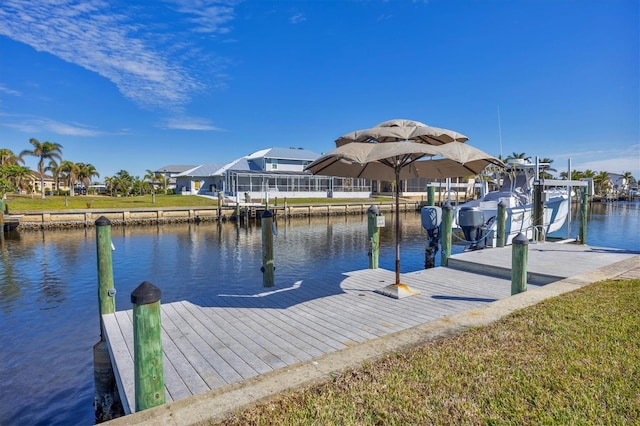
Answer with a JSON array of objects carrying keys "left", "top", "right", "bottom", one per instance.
[
  {"left": 3, "top": 194, "right": 395, "bottom": 212},
  {"left": 212, "top": 278, "right": 640, "bottom": 425}
]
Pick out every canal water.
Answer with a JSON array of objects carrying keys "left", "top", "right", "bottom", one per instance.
[{"left": 1, "top": 201, "right": 638, "bottom": 425}]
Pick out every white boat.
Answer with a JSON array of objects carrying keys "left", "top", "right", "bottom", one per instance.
[{"left": 450, "top": 159, "right": 570, "bottom": 249}]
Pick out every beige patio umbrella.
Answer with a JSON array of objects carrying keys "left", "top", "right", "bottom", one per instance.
[
  {"left": 306, "top": 135, "right": 502, "bottom": 298},
  {"left": 335, "top": 119, "right": 469, "bottom": 147}
]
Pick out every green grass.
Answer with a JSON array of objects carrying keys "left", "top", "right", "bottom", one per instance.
[
  {"left": 3, "top": 194, "right": 395, "bottom": 212},
  {"left": 212, "top": 278, "right": 640, "bottom": 425},
  {"left": 3, "top": 194, "right": 217, "bottom": 211}
]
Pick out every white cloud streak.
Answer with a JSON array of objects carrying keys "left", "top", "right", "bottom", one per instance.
[
  {"left": 552, "top": 144, "right": 640, "bottom": 175},
  {"left": 163, "top": 116, "right": 224, "bottom": 131},
  {"left": 0, "top": 113, "right": 108, "bottom": 136},
  {"left": 0, "top": 0, "right": 239, "bottom": 110}
]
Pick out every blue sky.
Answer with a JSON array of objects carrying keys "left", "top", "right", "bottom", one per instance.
[{"left": 1, "top": 0, "right": 638, "bottom": 180}]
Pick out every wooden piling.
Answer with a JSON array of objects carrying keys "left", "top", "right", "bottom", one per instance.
[
  {"left": 131, "top": 281, "right": 165, "bottom": 412},
  {"left": 511, "top": 233, "right": 528, "bottom": 295},
  {"left": 579, "top": 189, "right": 589, "bottom": 244},
  {"left": 96, "top": 216, "right": 115, "bottom": 329},
  {"left": 367, "top": 205, "right": 380, "bottom": 269},
  {"left": 94, "top": 216, "right": 120, "bottom": 421},
  {"left": 533, "top": 183, "right": 544, "bottom": 241},
  {"left": 427, "top": 186, "right": 435, "bottom": 206},
  {"left": 261, "top": 210, "right": 275, "bottom": 287},
  {"left": 496, "top": 200, "right": 506, "bottom": 248},
  {"left": 0, "top": 199, "right": 4, "bottom": 234},
  {"left": 440, "top": 201, "right": 452, "bottom": 267},
  {"left": 93, "top": 340, "right": 123, "bottom": 422}
]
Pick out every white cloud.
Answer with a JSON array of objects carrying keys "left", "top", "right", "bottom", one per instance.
[
  {"left": 551, "top": 144, "right": 640, "bottom": 176},
  {"left": 0, "top": 0, "right": 239, "bottom": 110},
  {"left": 290, "top": 13, "right": 306, "bottom": 24},
  {"left": 0, "top": 114, "right": 104, "bottom": 136},
  {"left": 0, "top": 84, "right": 22, "bottom": 96},
  {"left": 163, "top": 116, "right": 224, "bottom": 131}
]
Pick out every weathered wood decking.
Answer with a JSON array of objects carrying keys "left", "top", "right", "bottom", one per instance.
[{"left": 102, "top": 242, "right": 638, "bottom": 414}]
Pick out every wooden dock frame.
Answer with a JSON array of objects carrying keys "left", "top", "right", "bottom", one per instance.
[{"left": 102, "top": 242, "right": 638, "bottom": 415}]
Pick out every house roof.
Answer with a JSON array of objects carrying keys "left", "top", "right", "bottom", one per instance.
[
  {"left": 154, "top": 165, "right": 197, "bottom": 174},
  {"left": 175, "top": 163, "right": 226, "bottom": 177},
  {"left": 173, "top": 147, "right": 321, "bottom": 177},
  {"left": 31, "top": 171, "right": 54, "bottom": 179},
  {"left": 246, "top": 147, "right": 320, "bottom": 161}
]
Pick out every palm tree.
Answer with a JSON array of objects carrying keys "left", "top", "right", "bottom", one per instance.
[
  {"left": 19, "top": 138, "right": 63, "bottom": 199},
  {"left": 0, "top": 148, "right": 24, "bottom": 166},
  {"left": 505, "top": 152, "right": 531, "bottom": 162},
  {"left": 622, "top": 171, "right": 634, "bottom": 191},
  {"left": 46, "top": 160, "right": 63, "bottom": 194},
  {"left": 59, "top": 160, "right": 79, "bottom": 196},
  {"left": 144, "top": 169, "right": 158, "bottom": 194},
  {"left": 76, "top": 163, "right": 100, "bottom": 194},
  {"left": 538, "top": 157, "right": 555, "bottom": 179},
  {"left": 111, "top": 170, "right": 133, "bottom": 196},
  {"left": 0, "top": 164, "right": 32, "bottom": 195},
  {"left": 593, "top": 171, "right": 611, "bottom": 196}
]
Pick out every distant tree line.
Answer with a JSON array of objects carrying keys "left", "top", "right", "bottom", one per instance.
[{"left": 0, "top": 138, "right": 170, "bottom": 198}]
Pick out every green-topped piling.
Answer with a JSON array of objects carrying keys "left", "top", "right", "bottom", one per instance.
[
  {"left": 580, "top": 189, "right": 589, "bottom": 244},
  {"left": 441, "top": 201, "right": 452, "bottom": 266},
  {"left": 427, "top": 186, "right": 435, "bottom": 206},
  {"left": 511, "top": 233, "right": 528, "bottom": 295},
  {"left": 96, "top": 216, "right": 115, "bottom": 328},
  {"left": 367, "top": 205, "right": 380, "bottom": 269},
  {"left": 496, "top": 200, "right": 506, "bottom": 248},
  {"left": 94, "top": 216, "right": 122, "bottom": 422},
  {"left": 261, "top": 210, "right": 275, "bottom": 287},
  {"left": 132, "top": 281, "right": 165, "bottom": 412}
]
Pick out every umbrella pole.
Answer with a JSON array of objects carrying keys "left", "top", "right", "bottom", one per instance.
[
  {"left": 395, "top": 169, "right": 401, "bottom": 285},
  {"left": 373, "top": 166, "right": 420, "bottom": 299}
]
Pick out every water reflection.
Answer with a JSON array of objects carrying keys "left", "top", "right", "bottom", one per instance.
[{"left": 0, "top": 204, "right": 637, "bottom": 425}]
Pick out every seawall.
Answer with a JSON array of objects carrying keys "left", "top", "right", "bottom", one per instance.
[{"left": 13, "top": 201, "right": 422, "bottom": 230}]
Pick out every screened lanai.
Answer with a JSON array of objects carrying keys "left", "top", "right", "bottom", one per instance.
[{"left": 224, "top": 170, "right": 371, "bottom": 199}]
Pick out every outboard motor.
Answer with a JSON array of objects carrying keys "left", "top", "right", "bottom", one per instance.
[
  {"left": 458, "top": 206, "right": 485, "bottom": 250},
  {"left": 421, "top": 206, "right": 442, "bottom": 268}
]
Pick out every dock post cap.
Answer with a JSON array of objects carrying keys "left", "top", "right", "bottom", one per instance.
[
  {"left": 513, "top": 233, "right": 529, "bottom": 245},
  {"left": 367, "top": 205, "right": 379, "bottom": 214},
  {"left": 498, "top": 200, "right": 506, "bottom": 207},
  {"left": 95, "top": 216, "right": 112, "bottom": 226},
  {"left": 261, "top": 210, "right": 273, "bottom": 218},
  {"left": 131, "top": 281, "right": 161, "bottom": 305},
  {"left": 442, "top": 200, "right": 453, "bottom": 210}
]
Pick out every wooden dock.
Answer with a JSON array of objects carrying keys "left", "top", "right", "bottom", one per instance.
[{"left": 102, "top": 242, "right": 639, "bottom": 414}]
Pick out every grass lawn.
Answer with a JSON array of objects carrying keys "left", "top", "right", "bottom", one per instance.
[
  {"left": 212, "top": 278, "right": 639, "bottom": 425},
  {"left": 3, "top": 194, "right": 395, "bottom": 212}
]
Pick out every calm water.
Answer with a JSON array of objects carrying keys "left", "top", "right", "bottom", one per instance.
[{"left": 1, "top": 201, "right": 638, "bottom": 425}]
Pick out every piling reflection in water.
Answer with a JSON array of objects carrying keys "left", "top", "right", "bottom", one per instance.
[{"left": 0, "top": 203, "right": 637, "bottom": 425}]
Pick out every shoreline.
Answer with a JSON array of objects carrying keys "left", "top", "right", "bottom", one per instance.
[{"left": 8, "top": 201, "right": 423, "bottom": 231}]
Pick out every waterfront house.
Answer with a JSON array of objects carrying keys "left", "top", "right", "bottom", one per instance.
[
  {"left": 24, "top": 171, "right": 70, "bottom": 195},
  {"left": 174, "top": 147, "right": 372, "bottom": 200},
  {"left": 153, "top": 164, "right": 197, "bottom": 191}
]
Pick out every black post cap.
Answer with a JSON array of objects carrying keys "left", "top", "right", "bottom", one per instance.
[
  {"left": 513, "top": 233, "right": 529, "bottom": 245},
  {"left": 261, "top": 210, "right": 273, "bottom": 218},
  {"left": 131, "top": 281, "right": 161, "bottom": 305},
  {"left": 443, "top": 200, "right": 453, "bottom": 210},
  {"left": 367, "top": 205, "right": 379, "bottom": 214},
  {"left": 95, "top": 216, "right": 112, "bottom": 226}
]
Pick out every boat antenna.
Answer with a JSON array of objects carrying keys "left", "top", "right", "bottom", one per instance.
[{"left": 497, "top": 104, "right": 503, "bottom": 158}]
